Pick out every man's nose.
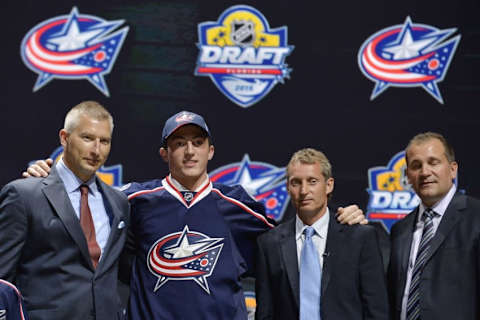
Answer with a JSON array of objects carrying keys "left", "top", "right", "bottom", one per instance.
[{"left": 185, "top": 141, "right": 194, "bottom": 154}]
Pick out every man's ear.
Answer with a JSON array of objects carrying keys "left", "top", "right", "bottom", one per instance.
[
  {"left": 326, "top": 177, "right": 334, "bottom": 195},
  {"left": 59, "top": 129, "right": 68, "bottom": 148},
  {"left": 208, "top": 145, "right": 214, "bottom": 161},
  {"left": 159, "top": 147, "right": 168, "bottom": 163}
]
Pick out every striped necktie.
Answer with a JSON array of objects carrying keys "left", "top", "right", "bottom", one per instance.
[
  {"left": 300, "top": 226, "right": 322, "bottom": 320},
  {"left": 406, "top": 208, "right": 436, "bottom": 320}
]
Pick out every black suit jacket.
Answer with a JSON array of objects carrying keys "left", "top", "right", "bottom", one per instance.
[
  {"left": 255, "top": 210, "right": 389, "bottom": 320},
  {"left": 388, "top": 193, "right": 480, "bottom": 320},
  {"left": 0, "top": 167, "right": 130, "bottom": 320}
]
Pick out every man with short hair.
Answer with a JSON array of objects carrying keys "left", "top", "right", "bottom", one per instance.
[
  {"left": 0, "top": 101, "right": 130, "bottom": 320},
  {"left": 24, "top": 111, "right": 366, "bottom": 319},
  {"left": 255, "top": 148, "right": 389, "bottom": 320},
  {"left": 388, "top": 132, "right": 480, "bottom": 320}
]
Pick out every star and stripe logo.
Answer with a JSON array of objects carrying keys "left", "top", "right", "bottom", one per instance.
[
  {"left": 20, "top": 7, "right": 129, "bottom": 96},
  {"left": 147, "top": 226, "right": 224, "bottom": 294},
  {"left": 358, "top": 17, "right": 460, "bottom": 104}
]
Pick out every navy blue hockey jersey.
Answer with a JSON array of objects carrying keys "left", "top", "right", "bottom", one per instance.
[
  {"left": 123, "top": 176, "right": 273, "bottom": 320},
  {"left": 0, "top": 280, "right": 28, "bottom": 320}
]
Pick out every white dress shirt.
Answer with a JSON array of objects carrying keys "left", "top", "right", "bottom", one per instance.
[
  {"left": 400, "top": 185, "right": 456, "bottom": 320},
  {"left": 295, "top": 208, "right": 330, "bottom": 268}
]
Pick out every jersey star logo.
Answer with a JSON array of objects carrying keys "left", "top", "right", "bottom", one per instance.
[{"left": 147, "top": 226, "right": 224, "bottom": 294}]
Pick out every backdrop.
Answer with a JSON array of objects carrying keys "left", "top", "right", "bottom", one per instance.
[{"left": 3, "top": 0, "right": 480, "bottom": 230}]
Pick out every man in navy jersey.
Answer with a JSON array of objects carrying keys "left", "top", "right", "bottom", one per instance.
[{"left": 25, "top": 110, "right": 366, "bottom": 319}]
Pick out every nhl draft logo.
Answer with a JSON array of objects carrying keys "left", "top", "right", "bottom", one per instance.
[
  {"left": 20, "top": 7, "right": 129, "bottom": 96},
  {"left": 367, "top": 151, "right": 418, "bottom": 231},
  {"left": 358, "top": 17, "right": 461, "bottom": 104},
  {"left": 209, "top": 154, "right": 289, "bottom": 221},
  {"left": 30, "top": 146, "right": 123, "bottom": 186},
  {"left": 147, "top": 226, "right": 224, "bottom": 293},
  {"left": 195, "top": 5, "right": 294, "bottom": 108}
]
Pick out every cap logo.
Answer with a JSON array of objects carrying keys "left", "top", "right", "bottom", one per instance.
[{"left": 175, "top": 113, "right": 195, "bottom": 123}]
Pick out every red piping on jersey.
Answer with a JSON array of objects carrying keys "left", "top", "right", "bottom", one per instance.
[
  {"left": 128, "top": 186, "right": 165, "bottom": 200},
  {"left": 211, "top": 188, "right": 274, "bottom": 229},
  {"left": 165, "top": 175, "right": 210, "bottom": 208},
  {"left": 0, "top": 279, "right": 26, "bottom": 320}
]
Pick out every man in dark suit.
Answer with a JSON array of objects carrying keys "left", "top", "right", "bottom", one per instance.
[
  {"left": 0, "top": 101, "right": 130, "bottom": 320},
  {"left": 255, "top": 148, "right": 389, "bottom": 320},
  {"left": 388, "top": 132, "right": 480, "bottom": 320}
]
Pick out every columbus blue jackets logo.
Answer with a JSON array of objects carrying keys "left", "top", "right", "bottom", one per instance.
[
  {"left": 147, "top": 226, "right": 224, "bottom": 294},
  {"left": 195, "top": 5, "right": 294, "bottom": 108},
  {"left": 358, "top": 17, "right": 460, "bottom": 104},
  {"left": 20, "top": 7, "right": 129, "bottom": 96},
  {"left": 30, "top": 146, "right": 123, "bottom": 186},
  {"left": 367, "top": 151, "right": 418, "bottom": 231},
  {"left": 209, "top": 154, "right": 289, "bottom": 221}
]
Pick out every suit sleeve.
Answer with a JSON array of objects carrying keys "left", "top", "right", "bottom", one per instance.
[
  {"left": 254, "top": 235, "right": 273, "bottom": 320},
  {"left": 0, "top": 183, "right": 28, "bottom": 282},
  {"left": 358, "top": 226, "right": 390, "bottom": 320}
]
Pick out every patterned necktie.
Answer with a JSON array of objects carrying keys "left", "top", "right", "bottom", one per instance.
[
  {"left": 300, "top": 226, "right": 322, "bottom": 320},
  {"left": 80, "top": 185, "right": 101, "bottom": 269},
  {"left": 406, "top": 208, "right": 436, "bottom": 320}
]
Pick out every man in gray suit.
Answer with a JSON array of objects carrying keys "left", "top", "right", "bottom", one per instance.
[{"left": 0, "top": 101, "right": 130, "bottom": 320}]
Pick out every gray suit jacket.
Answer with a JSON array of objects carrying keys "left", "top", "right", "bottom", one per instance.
[
  {"left": 0, "top": 166, "right": 130, "bottom": 320},
  {"left": 388, "top": 193, "right": 480, "bottom": 320},
  {"left": 255, "top": 210, "right": 390, "bottom": 320}
]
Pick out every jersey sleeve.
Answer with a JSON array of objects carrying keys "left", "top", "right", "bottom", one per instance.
[{"left": 213, "top": 184, "right": 275, "bottom": 277}]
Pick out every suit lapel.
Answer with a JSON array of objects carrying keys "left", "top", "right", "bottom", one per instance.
[
  {"left": 397, "top": 210, "right": 417, "bottom": 275},
  {"left": 280, "top": 219, "right": 300, "bottom": 308},
  {"left": 322, "top": 211, "right": 345, "bottom": 297},
  {"left": 425, "top": 193, "right": 465, "bottom": 264},
  {"left": 42, "top": 167, "right": 93, "bottom": 267},
  {"left": 96, "top": 179, "right": 125, "bottom": 272}
]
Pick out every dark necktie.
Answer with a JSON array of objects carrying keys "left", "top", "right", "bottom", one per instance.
[
  {"left": 80, "top": 185, "right": 101, "bottom": 269},
  {"left": 300, "top": 226, "right": 322, "bottom": 320},
  {"left": 406, "top": 208, "right": 436, "bottom": 320}
]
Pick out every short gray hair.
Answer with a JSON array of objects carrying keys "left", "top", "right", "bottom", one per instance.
[{"left": 64, "top": 101, "right": 114, "bottom": 133}]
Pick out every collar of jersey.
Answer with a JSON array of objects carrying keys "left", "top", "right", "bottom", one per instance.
[{"left": 162, "top": 174, "right": 212, "bottom": 208}]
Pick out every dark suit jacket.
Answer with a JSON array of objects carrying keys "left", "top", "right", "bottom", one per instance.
[
  {"left": 255, "top": 210, "right": 389, "bottom": 320},
  {"left": 388, "top": 193, "right": 480, "bottom": 320},
  {"left": 0, "top": 167, "right": 130, "bottom": 320}
]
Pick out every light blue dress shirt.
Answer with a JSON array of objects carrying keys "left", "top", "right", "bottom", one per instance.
[{"left": 56, "top": 158, "right": 111, "bottom": 259}]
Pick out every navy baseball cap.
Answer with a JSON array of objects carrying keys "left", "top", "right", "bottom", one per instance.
[{"left": 161, "top": 111, "right": 212, "bottom": 146}]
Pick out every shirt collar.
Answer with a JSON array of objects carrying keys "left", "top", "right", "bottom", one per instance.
[
  {"left": 168, "top": 174, "right": 210, "bottom": 192},
  {"left": 418, "top": 184, "right": 456, "bottom": 222},
  {"left": 56, "top": 158, "right": 98, "bottom": 194},
  {"left": 295, "top": 207, "right": 330, "bottom": 241}
]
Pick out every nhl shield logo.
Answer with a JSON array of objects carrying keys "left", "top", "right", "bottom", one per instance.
[
  {"left": 358, "top": 17, "right": 460, "bottom": 104},
  {"left": 195, "top": 5, "right": 294, "bottom": 108},
  {"left": 20, "top": 7, "right": 129, "bottom": 96}
]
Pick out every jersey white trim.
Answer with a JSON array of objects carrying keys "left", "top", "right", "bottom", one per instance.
[
  {"left": 211, "top": 188, "right": 274, "bottom": 228},
  {"left": 127, "top": 185, "right": 165, "bottom": 200},
  {"left": 163, "top": 176, "right": 212, "bottom": 208}
]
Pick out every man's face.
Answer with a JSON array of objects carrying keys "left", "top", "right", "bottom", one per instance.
[
  {"left": 287, "top": 161, "right": 334, "bottom": 223},
  {"left": 60, "top": 114, "right": 112, "bottom": 182},
  {"left": 406, "top": 138, "right": 457, "bottom": 207},
  {"left": 160, "top": 124, "right": 214, "bottom": 189}
]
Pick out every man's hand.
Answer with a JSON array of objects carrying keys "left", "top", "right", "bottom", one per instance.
[
  {"left": 22, "top": 159, "right": 53, "bottom": 178},
  {"left": 336, "top": 205, "right": 368, "bottom": 225}
]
